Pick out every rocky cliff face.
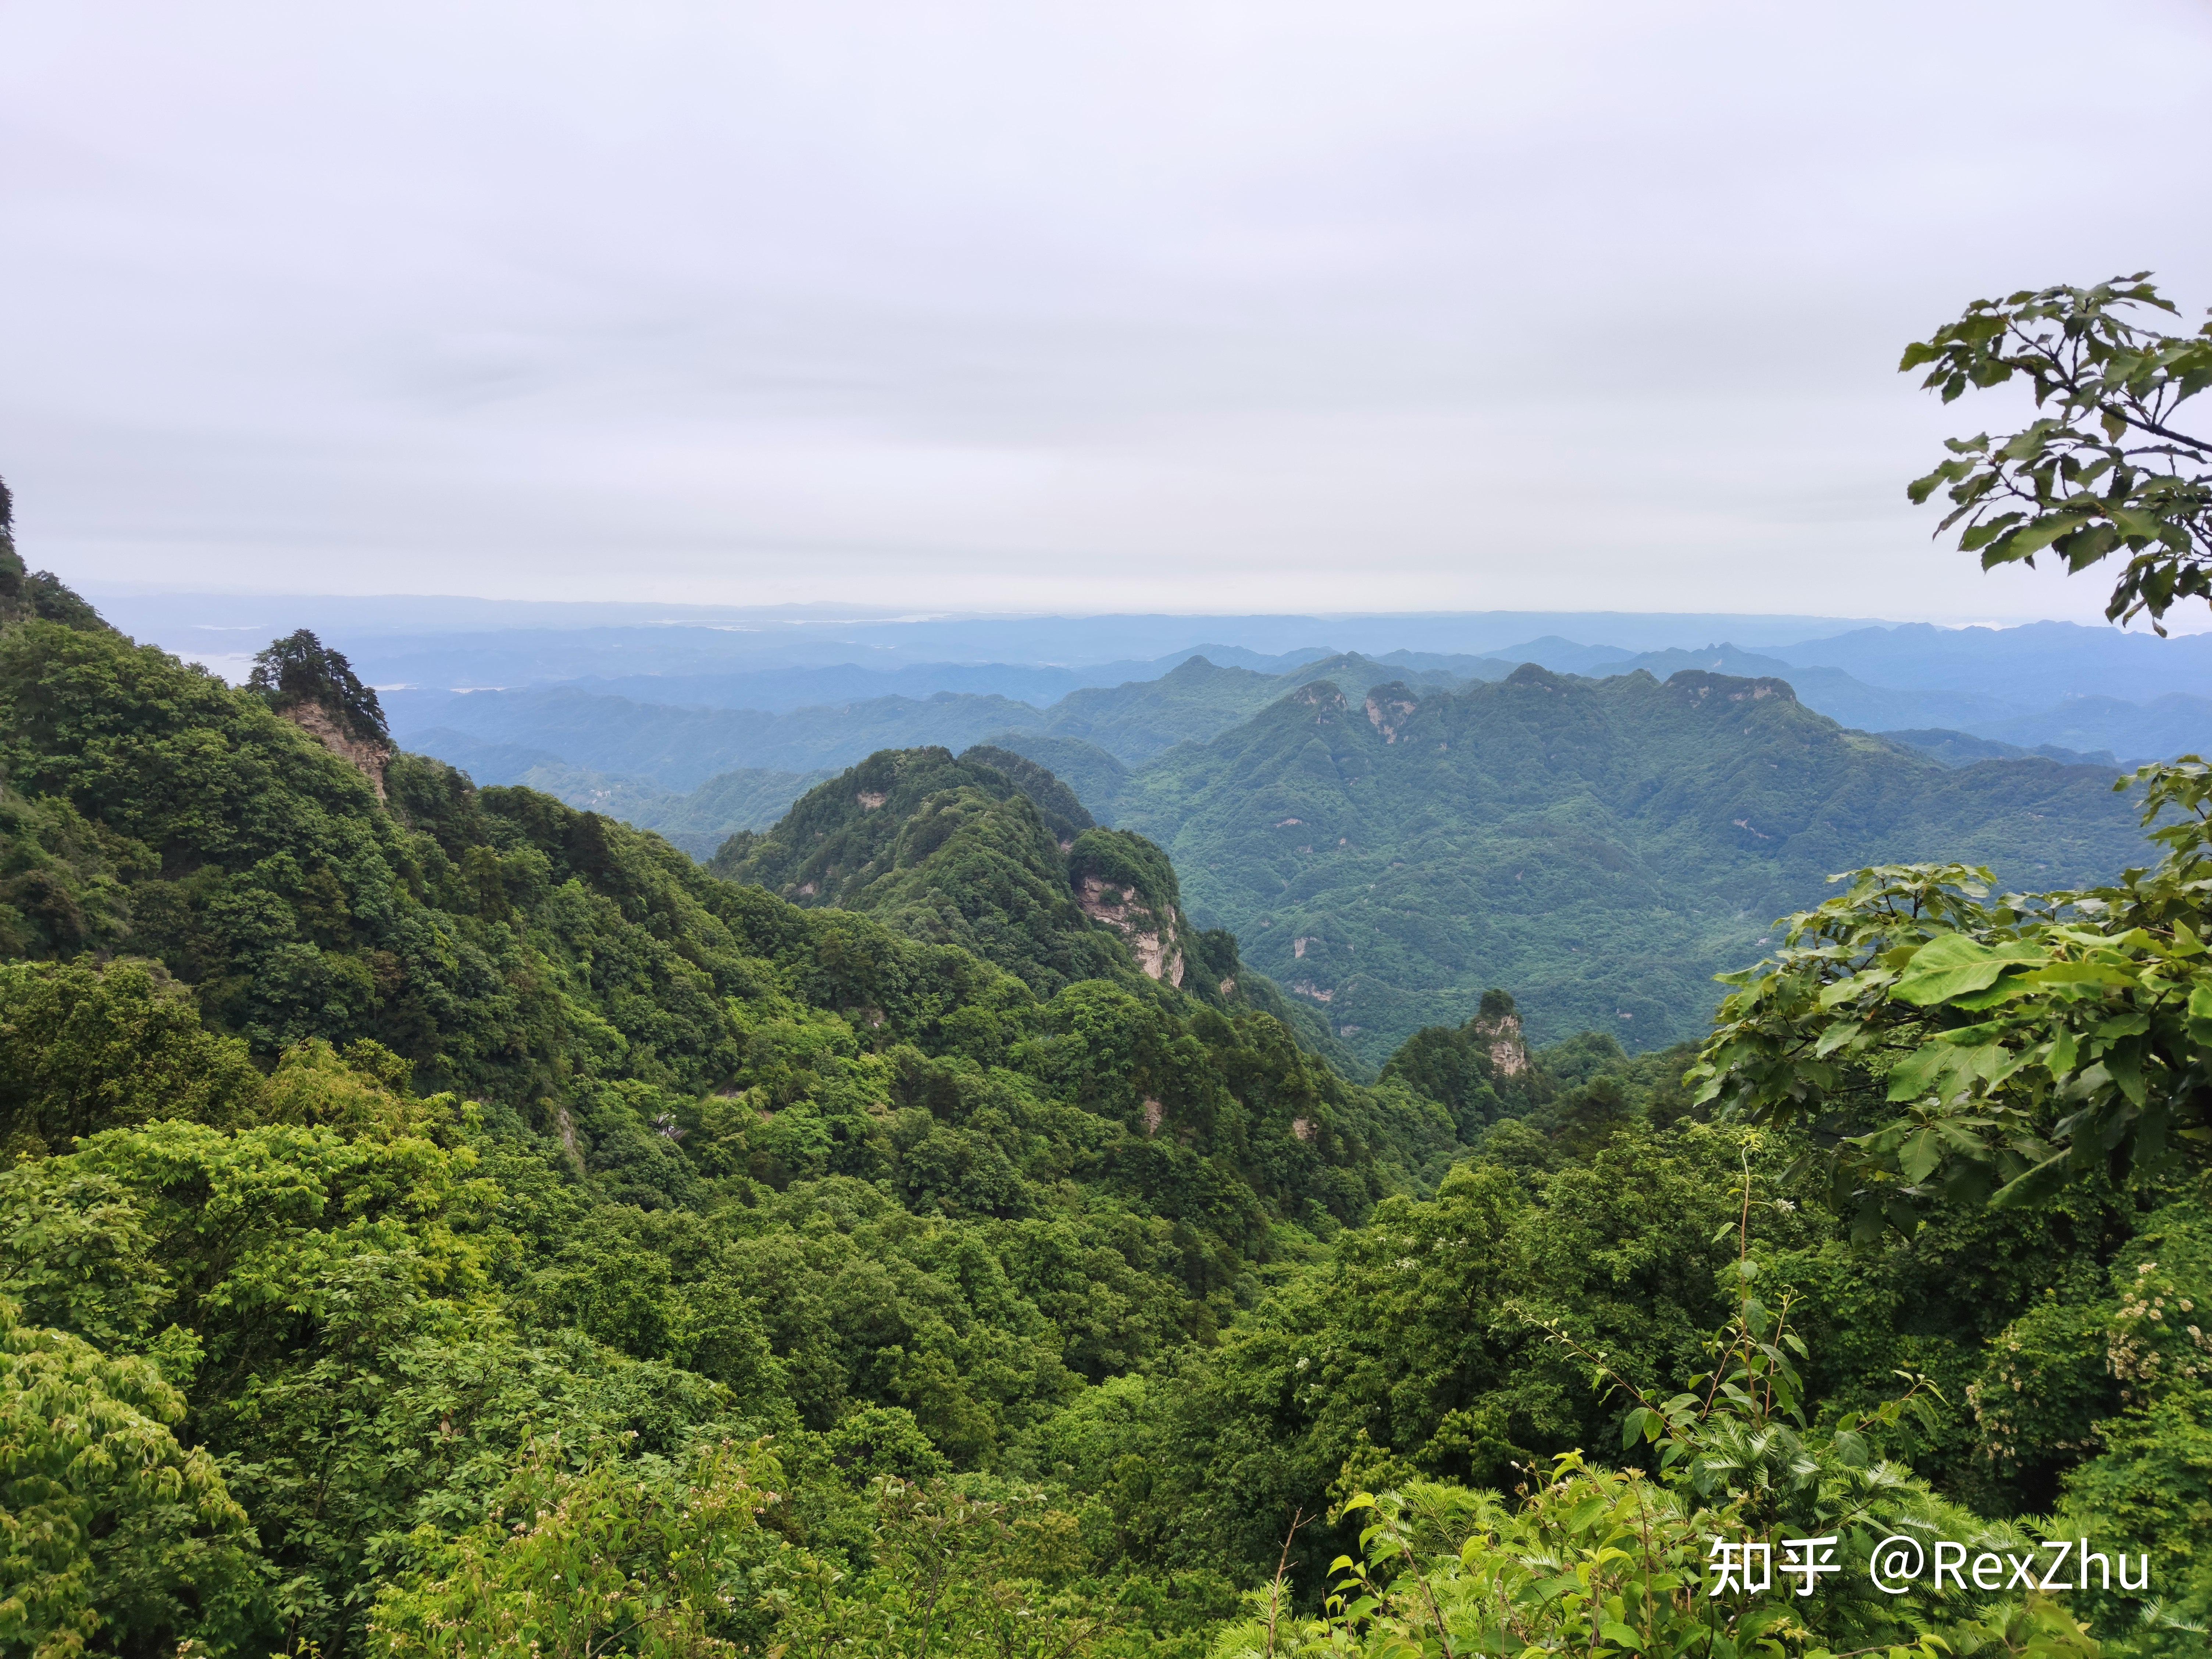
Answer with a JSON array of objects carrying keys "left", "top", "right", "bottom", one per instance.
[
  {"left": 1466, "top": 1005, "right": 1529, "bottom": 1077},
  {"left": 282, "top": 700, "right": 396, "bottom": 800},
  {"left": 1076, "top": 875, "right": 1186, "bottom": 987}
]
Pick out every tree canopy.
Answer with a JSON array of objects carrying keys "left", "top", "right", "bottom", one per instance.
[{"left": 246, "top": 627, "right": 391, "bottom": 744}]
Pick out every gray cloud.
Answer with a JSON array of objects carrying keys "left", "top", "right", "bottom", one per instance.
[{"left": 3, "top": 0, "right": 2209, "bottom": 620}]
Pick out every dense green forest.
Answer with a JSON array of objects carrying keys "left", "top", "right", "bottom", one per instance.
[
  {"left": 555, "top": 656, "right": 2148, "bottom": 1070},
  {"left": 1, "top": 522, "right": 2205, "bottom": 1659},
  {"left": 447, "top": 655, "right": 2148, "bottom": 1068},
  {"left": 1108, "top": 666, "right": 2145, "bottom": 1063},
  {"left": 5, "top": 272, "right": 2212, "bottom": 1659}
]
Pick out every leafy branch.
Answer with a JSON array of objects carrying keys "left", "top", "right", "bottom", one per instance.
[
  {"left": 1691, "top": 761, "right": 2212, "bottom": 1231},
  {"left": 1901, "top": 274, "right": 2212, "bottom": 630}
]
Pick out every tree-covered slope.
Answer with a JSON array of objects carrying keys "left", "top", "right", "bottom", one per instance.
[
  {"left": 0, "top": 604, "right": 1443, "bottom": 1197},
  {"left": 697, "top": 743, "right": 1370, "bottom": 1075},
  {"left": 0, "top": 566, "right": 1488, "bottom": 1652},
  {"left": 706, "top": 745, "right": 1162, "bottom": 999},
  {"left": 974, "top": 729, "right": 1132, "bottom": 817},
  {"left": 1111, "top": 664, "right": 2147, "bottom": 1062}
]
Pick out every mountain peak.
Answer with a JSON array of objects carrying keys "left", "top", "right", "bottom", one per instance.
[{"left": 1662, "top": 668, "right": 1798, "bottom": 706}]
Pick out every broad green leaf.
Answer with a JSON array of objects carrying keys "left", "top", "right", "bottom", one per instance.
[
  {"left": 1890, "top": 934, "right": 2038, "bottom": 1006},
  {"left": 1899, "top": 1128, "right": 1942, "bottom": 1184},
  {"left": 1990, "top": 1149, "right": 2074, "bottom": 1211}
]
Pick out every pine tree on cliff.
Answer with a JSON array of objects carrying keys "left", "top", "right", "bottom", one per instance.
[{"left": 246, "top": 629, "right": 390, "bottom": 746}]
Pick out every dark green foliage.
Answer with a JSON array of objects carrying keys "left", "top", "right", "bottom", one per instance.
[
  {"left": 708, "top": 746, "right": 1369, "bottom": 1082},
  {"left": 978, "top": 729, "right": 1131, "bottom": 819},
  {"left": 247, "top": 627, "right": 391, "bottom": 744},
  {"left": 961, "top": 742, "right": 1095, "bottom": 841},
  {"left": 709, "top": 746, "right": 1138, "bottom": 996},
  {"left": 0, "top": 784, "right": 146, "bottom": 961},
  {"left": 1377, "top": 988, "right": 1547, "bottom": 1139},
  {"left": 0, "top": 957, "right": 264, "bottom": 1157}
]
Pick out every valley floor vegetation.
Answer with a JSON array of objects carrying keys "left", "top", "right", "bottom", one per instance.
[{"left": 3, "top": 276, "right": 2211, "bottom": 1658}]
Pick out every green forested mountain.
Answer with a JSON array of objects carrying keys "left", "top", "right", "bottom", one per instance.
[
  {"left": 2, "top": 546, "right": 2205, "bottom": 1654},
  {"left": 1110, "top": 664, "right": 2145, "bottom": 1063},
  {"left": 1883, "top": 726, "right": 2119, "bottom": 768},
  {"left": 701, "top": 743, "right": 1366, "bottom": 1075},
  {"left": 386, "top": 652, "right": 1495, "bottom": 823},
  {"left": 705, "top": 745, "right": 1188, "bottom": 1001},
  {"left": 0, "top": 559, "right": 1470, "bottom": 1653},
  {"left": 975, "top": 728, "right": 1131, "bottom": 814},
  {"left": 521, "top": 760, "right": 840, "bottom": 859},
  {"left": 1598, "top": 642, "right": 2019, "bottom": 731}
]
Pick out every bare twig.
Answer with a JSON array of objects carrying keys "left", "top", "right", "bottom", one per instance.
[{"left": 1264, "top": 1507, "right": 1308, "bottom": 1658}]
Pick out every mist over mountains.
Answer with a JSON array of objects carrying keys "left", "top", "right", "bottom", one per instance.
[
  {"left": 97, "top": 592, "right": 2206, "bottom": 1053},
  {"left": 107, "top": 594, "right": 2212, "bottom": 786},
  {"left": 353, "top": 616, "right": 2204, "bottom": 855},
  {"left": 117, "top": 596, "right": 2212, "bottom": 1053}
]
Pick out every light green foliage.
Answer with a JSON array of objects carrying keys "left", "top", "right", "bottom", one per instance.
[
  {"left": 1900, "top": 275, "right": 2211, "bottom": 631},
  {"left": 0, "top": 957, "right": 264, "bottom": 1157},
  {"left": 1691, "top": 760, "right": 2212, "bottom": 1228},
  {"left": 0, "top": 1292, "right": 258, "bottom": 1658},
  {"left": 2018, "top": 1205, "right": 2212, "bottom": 1654},
  {"left": 368, "top": 1437, "right": 781, "bottom": 1658},
  {"left": 767, "top": 1478, "right": 1128, "bottom": 1658}
]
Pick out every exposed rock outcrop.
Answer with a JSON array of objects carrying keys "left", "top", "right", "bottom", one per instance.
[
  {"left": 1077, "top": 876, "right": 1186, "bottom": 986},
  {"left": 1467, "top": 1003, "right": 1529, "bottom": 1077},
  {"left": 281, "top": 700, "right": 395, "bottom": 801}
]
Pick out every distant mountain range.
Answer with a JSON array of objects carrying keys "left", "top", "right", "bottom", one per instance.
[
  {"left": 343, "top": 611, "right": 2203, "bottom": 1060},
  {"left": 89, "top": 582, "right": 2198, "bottom": 1065},
  {"left": 385, "top": 621, "right": 2208, "bottom": 863},
  {"left": 1074, "top": 667, "right": 2145, "bottom": 1063},
  {"left": 382, "top": 650, "right": 1510, "bottom": 815},
  {"left": 589, "top": 664, "right": 2146, "bottom": 1068},
  {"left": 1472, "top": 637, "right": 2212, "bottom": 765}
]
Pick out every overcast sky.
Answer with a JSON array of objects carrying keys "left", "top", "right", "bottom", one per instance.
[{"left": 4, "top": 1, "right": 2210, "bottom": 620}]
